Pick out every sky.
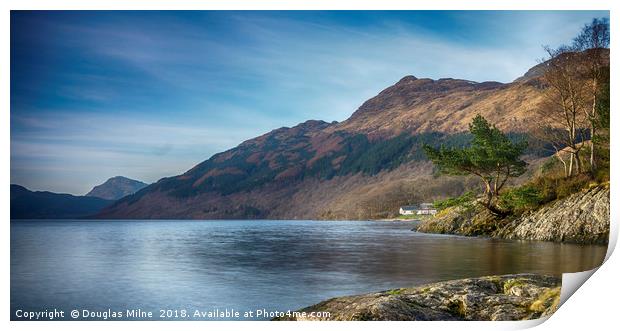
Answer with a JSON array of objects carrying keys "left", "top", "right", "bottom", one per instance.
[{"left": 11, "top": 10, "right": 609, "bottom": 195}]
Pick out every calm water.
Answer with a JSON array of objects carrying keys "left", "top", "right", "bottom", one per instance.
[{"left": 11, "top": 220, "right": 607, "bottom": 320}]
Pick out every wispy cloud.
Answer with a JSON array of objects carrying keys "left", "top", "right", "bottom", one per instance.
[{"left": 11, "top": 11, "right": 609, "bottom": 194}]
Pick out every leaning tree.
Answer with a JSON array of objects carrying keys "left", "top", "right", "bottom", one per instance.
[{"left": 423, "top": 115, "right": 528, "bottom": 216}]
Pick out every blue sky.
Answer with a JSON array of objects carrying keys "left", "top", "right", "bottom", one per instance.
[{"left": 11, "top": 10, "right": 609, "bottom": 195}]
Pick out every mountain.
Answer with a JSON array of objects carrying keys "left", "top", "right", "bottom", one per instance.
[
  {"left": 96, "top": 59, "right": 576, "bottom": 220},
  {"left": 86, "top": 176, "right": 148, "bottom": 200},
  {"left": 11, "top": 184, "right": 113, "bottom": 219}
]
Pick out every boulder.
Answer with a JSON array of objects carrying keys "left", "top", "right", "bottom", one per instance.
[
  {"left": 499, "top": 185, "right": 609, "bottom": 244},
  {"left": 277, "top": 274, "right": 561, "bottom": 321}
]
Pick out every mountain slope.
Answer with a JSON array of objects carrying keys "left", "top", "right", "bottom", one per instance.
[
  {"left": 335, "top": 76, "right": 544, "bottom": 138},
  {"left": 97, "top": 62, "right": 562, "bottom": 220},
  {"left": 11, "top": 185, "right": 113, "bottom": 219},
  {"left": 86, "top": 176, "right": 148, "bottom": 200}
]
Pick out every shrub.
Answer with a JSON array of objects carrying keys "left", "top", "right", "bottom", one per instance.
[
  {"left": 526, "top": 172, "right": 593, "bottom": 205},
  {"left": 540, "top": 157, "right": 561, "bottom": 175},
  {"left": 499, "top": 185, "right": 543, "bottom": 214},
  {"left": 433, "top": 191, "right": 476, "bottom": 211},
  {"left": 555, "top": 174, "right": 592, "bottom": 199}
]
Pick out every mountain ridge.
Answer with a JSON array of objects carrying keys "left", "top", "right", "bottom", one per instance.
[
  {"left": 96, "top": 56, "right": 589, "bottom": 220},
  {"left": 11, "top": 184, "right": 113, "bottom": 219}
]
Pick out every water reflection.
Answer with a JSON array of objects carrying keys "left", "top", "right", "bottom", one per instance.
[{"left": 11, "top": 220, "right": 607, "bottom": 320}]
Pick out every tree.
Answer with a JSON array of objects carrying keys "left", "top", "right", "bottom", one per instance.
[
  {"left": 572, "top": 18, "right": 610, "bottom": 172},
  {"left": 592, "top": 66, "right": 610, "bottom": 175},
  {"left": 595, "top": 69, "right": 610, "bottom": 140},
  {"left": 536, "top": 46, "right": 589, "bottom": 177},
  {"left": 423, "top": 115, "right": 528, "bottom": 216}
]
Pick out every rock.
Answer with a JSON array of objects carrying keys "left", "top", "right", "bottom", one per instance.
[
  {"left": 499, "top": 186, "right": 609, "bottom": 244},
  {"left": 417, "top": 185, "right": 609, "bottom": 244},
  {"left": 276, "top": 274, "right": 560, "bottom": 321},
  {"left": 416, "top": 204, "right": 503, "bottom": 237}
]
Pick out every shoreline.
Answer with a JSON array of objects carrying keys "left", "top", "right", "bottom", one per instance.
[
  {"left": 11, "top": 218, "right": 423, "bottom": 222},
  {"left": 370, "top": 218, "right": 420, "bottom": 222},
  {"left": 276, "top": 273, "right": 561, "bottom": 321},
  {"left": 416, "top": 185, "right": 610, "bottom": 245}
]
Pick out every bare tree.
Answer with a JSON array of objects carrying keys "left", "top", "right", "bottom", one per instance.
[
  {"left": 536, "top": 46, "right": 589, "bottom": 177},
  {"left": 572, "top": 18, "right": 610, "bottom": 172}
]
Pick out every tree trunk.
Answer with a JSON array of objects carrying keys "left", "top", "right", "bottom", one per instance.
[
  {"left": 553, "top": 146, "right": 569, "bottom": 178},
  {"left": 479, "top": 181, "right": 507, "bottom": 217},
  {"left": 575, "top": 151, "right": 582, "bottom": 174},
  {"left": 590, "top": 125, "right": 596, "bottom": 173},
  {"left": 479, "top": 199, "right": 507, "bottom": 217},
  {"left": 556, "top": 153, "right": 568, "bottom": 177},
  {"left": 590, "top": 80, "right": 598, "bottom": 173}
]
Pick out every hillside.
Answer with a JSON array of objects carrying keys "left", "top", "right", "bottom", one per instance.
[
  {"left": 11, "top": 185, "right": 113, "bottom": 219},
  {"left": 86, "top": 176, "right": 148, "bottom": 200},
  {"left": 96, "top": 61, "right": 566, "bottom": 220},
  {"left": 334, "top": 76, "right": 543, "bottom": 138}
]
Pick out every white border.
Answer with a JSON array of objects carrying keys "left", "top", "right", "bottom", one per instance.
[{"left": 3, "top": 1, "right": 618, "bottom": 331}]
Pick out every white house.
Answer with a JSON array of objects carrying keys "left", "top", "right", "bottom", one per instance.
[
  {"left": 399, "top": 203, "right": 437, "bottom": 216},
  {"left": 399, "top": 205, "right": 417, "bottom": 215}
]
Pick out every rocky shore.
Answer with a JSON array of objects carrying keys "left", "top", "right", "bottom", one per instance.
[
  {"left": 277, "top": 274, "right": 560, "bottom": 321},
  {"left": 417, "top": 185, "right": 609, "bottom": 244}
]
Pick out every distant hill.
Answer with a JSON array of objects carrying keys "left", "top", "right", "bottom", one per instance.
[
  {"left": 86, "top": 176, "right": 148, "bottom": 200},
  {"left": 11, "top": 184, "right": 113, "bottom": 219}
]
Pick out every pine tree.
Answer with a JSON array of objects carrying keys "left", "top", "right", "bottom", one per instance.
[{"left": 423, "top": 115, "right": 528, "bottom": 215}]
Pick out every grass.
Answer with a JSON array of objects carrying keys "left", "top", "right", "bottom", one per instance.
[
  {"left": 397, "top": 214, "right": 434, "bottom": 220},
  {"left": 433, "top": 191, "right": 476, "bottom": 211},
  {"left": 386, "top": 289, "right": 404, "bottom": 295},
  {"left": 503, "top": 279, "right": 527, "bottom": 294},
  {"left": 529, "top": 287, "right": 561, "bottom": 313}
]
